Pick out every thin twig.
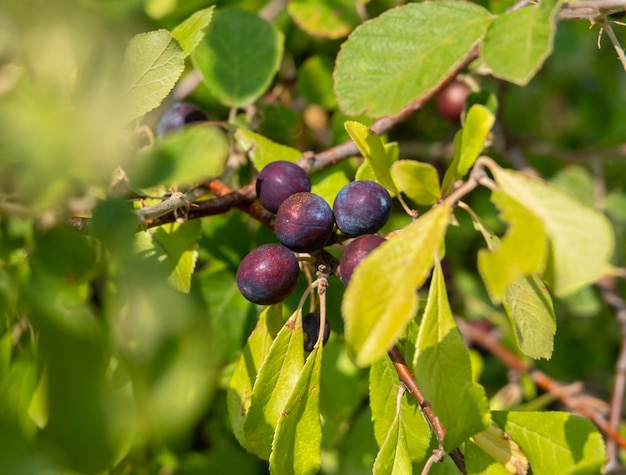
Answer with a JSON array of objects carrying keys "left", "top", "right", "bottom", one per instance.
[
  {"left": 456, "top": 318, "right": 626, "bottom": 450},
  {"left": 596, "top": 276, "right": 626, "bottom": 471},
  {"left": 388, "top": 346, "right": 467, "bottom": 474},
  {"left": 598, "top": 18, "right": 626, "bottom": 70}
]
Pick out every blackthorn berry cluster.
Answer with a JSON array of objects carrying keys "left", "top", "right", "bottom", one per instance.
[{"left": 236, "top": 160, "right": 391, "bottom": 311}]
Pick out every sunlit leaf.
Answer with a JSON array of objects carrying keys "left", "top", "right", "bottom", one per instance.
[
  {"left": 503, "top": 275, "right": 555, "bottom": 360},
  {"left": 442, "top": 105, "right": 495, "bottom": 192},
  {"left": 345, "top": 120, "right": 398, "bottom": 193},
  {"left": 492, "top": 411, "right": 605, "bottom": 474},
  {"left": 227, "top": 305, "right": 283, "bottom": 444},
  {"left": 369, "top": 357, "right": 430, "bottom": 463},
  {"left": 465, "top": 440, "right": 516, "bottom": 475},
  {"left": 310, "top": 164, "right": 351, "bottom": 206},
  {"left": 193, "top": 9, "right": 283, "bottom": 107},
  {"left": 335, "top": 2, "right": 493, "bottom": 117},
  {"left": 123, "top": 30, "right": 185, "bottom": 123},
  {"left": 235, "top": 128, "right": 301, "bottom": 170},
  {"left": 372, "top": 409, "right": 412, "bottom": 475},
  {"left": 243, "top": 310, "right": 305, "bottom": 459},
  {"left": 343, "top": 204, "right": 451, "bottom": 367},
  {"left": 477, "top": 190, "right": 547, "bottom": 302},
  {"left": 134, "top": 220, "right": 201, "bottom": 293},
  {"left": 270, "top": 345, "right": 323, "bottom": 475},
  {"left": 472, "top": 424, "right": 529, "bottom": 474},
  {"left": 414, "top": 261, "right": 490, "bottom": 450},
  {"left": 288, "top": 0, "right": 360, "bottom": 39},
  {"left": 171, "top": 7, "right": 214, "bottom": 58},
  {"left": 492, "top": 167, "right": 615, "bottom": 296},
  {"left": 391, "top": 160, "right": 441, "bottom": 205},
  {"left": 481, "top": 0, "right": 560, "bottom": 85}
]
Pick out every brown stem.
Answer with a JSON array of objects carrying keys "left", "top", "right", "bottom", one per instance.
[
  {"left": 388, "top": 346, "right": 467, "bottom": 474},
  {"left": 597, "top": 276, "right": 626, "bottom": 470}
]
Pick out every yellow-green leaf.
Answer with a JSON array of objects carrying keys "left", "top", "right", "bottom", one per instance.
[
  {"left": 235, "top": 128, "right": 301, "bottom": 170},
  {"left": 472, "top": 424, "right": 529, "bottom": 474},
  {"left": 171, "top": 7, "right": 214, "bottom": 58},
  {"left": 442, "top": 105, "right": 495, "bottom": 192},
  {"left": 123, "top": 30, "right": 185, "bottom": 123},
  {"left": 477, "top": 190, "right": 547, "bottom": 302},
  {"left": 503, "top": 275, "right": 555, "bottom": 360},
  {"left": 270, "top": 345, "right": 323, "bottom": 475},
  {"left": 243, "top": 309, "right": 305, "bottom": 459},
  {"left": 345, "top": 121, "right": 398, "bottom": 193},
  {"left": 492, "top": 168, "right": 615, "bottom": 296},
  {"left": 391, "top": 160, "right": 441, "bottom": 205},
  {"left": 414, "top": 261, "right": 490, "bottom": 450},
  {"left": 227, "top": 305, "right": 283, "bottom": 444},
  {"left": 343, "top": 204, "right": 451, "bottom": 367}
]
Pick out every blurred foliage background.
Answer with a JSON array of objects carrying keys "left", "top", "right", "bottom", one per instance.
[{"left": 0, "top": 0, "right": 625, "bottom": 473}]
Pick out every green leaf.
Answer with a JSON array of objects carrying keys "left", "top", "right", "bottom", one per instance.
[
  {"left": 442, "top": 105, "right": 495, "bottom": 192},
  {"left": 235, "top": 128, "right": 302, "bottom": 170},
  {"left": 372, "top": 409, "right": 412, "bottom": 475},
  {"left": 481, "top": 0, "right": 560, "bottom": 85},
  {"left": 243, "top": 310, "right": 305, "bottom": 459},
  {"left": 369, "top": 358, "right": 430, "bottom": 463},
  {"left": 334, "top": 2, "right": 493, "bottom": 117},
  {"left": 193, "top": 9, "right": 283, "bottom": 107},
  {"left": 310, "top": 164, "right": 351, "bottom": 207},
  {"left": 391, "top": 160, "right": 442, "bottom": 206},
  {"left": 465, "top": 440, "right": 516, "bottom": 475},
  {"left": 471, "top": 424, "right": 529, "bottom": 474},
  {"left": 343, "top": 204, "right": 451, "bottom": 367},
  {"left": 270, "top": 345, "right": 323, "bottom": 475},
  {"left": 492, "top": 167, "right": 615, "bottom": 297},
  {"left": 288, "top": 0, "right": 360, "bottom": 39},
  {"left": 492, "top": 411, "right": 606, "bottom": 474},
  {"left": 123, "top": 30, "right": 185, "bottom": 123},
  {"left": 477, "top": 190, "right": 547, "bottom": 302},
  {"left": 345, "top": 121, "right": 398, "bottom": 193},
  {"left": 171, "top": 7, "right": 214, "bottom": 58},
  {"left": 227, "top": 304, "right": 283, "bottom": 444},
  {"left": 296, "top": 55, "right": 337, "bottom": 109},
  {"left": 414, "top": 261, "right": 490, "bottom": 450},
  {"left": 132, "top": 125, "right": 229, "bottom": 188},
  {"left": 134, "top": 220, "right": 201, "bottom": 293},
  {"left": 502, "top": 274, "right": 555, "bottom": 360}
]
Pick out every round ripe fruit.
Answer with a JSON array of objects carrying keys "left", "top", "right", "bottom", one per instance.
[
  {"left": 236, "top": 243, "right": 300, "bottom": 305},
  {"left": 275, "top": 192, "right": 335, "bottom": 253},
  {"left": 256, "top": 161, "right": 311, "bottom": 213},
  {"left": 333, "top": 180, "right": 392, "bottom": 237},
  {"left": 436, "top": 81, "right": 471, "bottom": 123},
  {"left": 339, "top": 234, "right": 386, "bottom": 285},
  {"left": 302, "top": 312, "right": 331, "bottom": 352},
  {"left": 156, "top": 102, "right": 208, "bottom": 136}
]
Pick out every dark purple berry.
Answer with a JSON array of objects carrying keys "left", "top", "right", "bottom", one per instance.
[
  {"left": 236, "top": 243, "right": 300, "bottom": 305},
  {"left": 157, "top": 102, "right": 208, "bottom": 136},
  {"left": 302, "top": 312, "right": 330, "bottom": 352},
  {"left": 275, "top": 192, "right": 335, "bottom": 253},
  {"left": 256, "top": 161, "right": 311, "bottom": 213},
  {"left": 436, "top": 81, "right": 470, "bottom": 123},
  {"left": 339, "top": 235, "right": 386, "bottom": 285},
  {"left": 333, "top": 181, "right": 392, "bottom": 237}
]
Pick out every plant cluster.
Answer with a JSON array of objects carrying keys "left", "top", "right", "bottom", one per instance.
[{"left": 1, "top": 1, "right": 626, "bottom": 474}]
